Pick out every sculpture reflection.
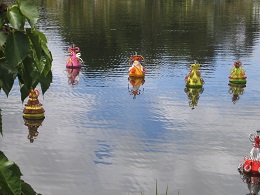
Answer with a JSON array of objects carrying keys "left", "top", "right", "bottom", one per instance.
[
  {"left": 228, "top": 83, "right": 246, "bottom": 104},
  {"left": 66, "top": 67, "right": 81, "bottom": 85},
  {"left": 238, "top": 130, "right": 260, "bottom": 195},
  {"left": 184, "top": 87, "right": 204, "bottom": 109},
  {"left": 23, "top": 117, "right": 44, "bottom": 143},
  {"left": 128, "top": 76, "right": 145, "bottom": 99}
]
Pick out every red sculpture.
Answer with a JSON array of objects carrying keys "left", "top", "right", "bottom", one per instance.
[{"left": 238, "top": 131, "right": 260, "bottom": 194}]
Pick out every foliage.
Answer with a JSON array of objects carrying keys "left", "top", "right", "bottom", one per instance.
[
  {"left": 0, "top": 150, "right": 39, "bottom": 195},
  {"left": 0, "top": 0, "right": 49, "bottom": 194},
  {"left": 0, "top": 0, "right": 53, "bottom": 102},
  {"left": 139, "top": 181, "right": 180, "bottom": 195},
  {"left": 0, "top": 108, "right": 2, "bottom": 136}
]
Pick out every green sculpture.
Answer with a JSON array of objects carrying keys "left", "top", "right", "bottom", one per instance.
[{"left": 229, "top": 61, "right": 247, "bottom": 84}]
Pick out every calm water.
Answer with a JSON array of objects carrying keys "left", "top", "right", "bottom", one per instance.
[{"left": 1, "top": 0, "right": 260, "bottom": 194}]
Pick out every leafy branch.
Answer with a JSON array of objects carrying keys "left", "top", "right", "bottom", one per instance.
[{"left": 0, "top": 0, "right": 53, "bottom": 102}]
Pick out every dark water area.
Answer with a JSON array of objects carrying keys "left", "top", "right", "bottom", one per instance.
[{"left": 1, "top": 0, "right": 260, "bottom": 194}]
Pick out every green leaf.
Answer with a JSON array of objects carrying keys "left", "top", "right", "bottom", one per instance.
[
  {"left": 19, "top": 82, "right": 30, "bottom": 102},
  {"left": 5, "top": 31, "right": 30, "bottom": 70},
  {"left": 18, "top": 56, "right": 35, "bottom": 92},
  {"left": 17, "top": 72, "right": 30, "bottom": 102},
  {"left": 0, "top": 31, "right": 7, "bottom": 46},
  {"left": 39, "top": 68, "right": 52, "bottom": 95},
  {"left": 26, "top": 29, "right": 44, "bottom": 74},
  {"left": 26, "top": 29, "right": 52, "bottom": 76},
  {"left": 0, "top": 151, "right": 22, "bottom": 195},
  {"left": 0, "top": 59, "right": 16, "bottom": 96},
  {"left": 7, "top": 5, "right": 25, "bottom": 30},
  {"left": 26, "top": 29, "right": 41, "bottom": 61},
  {"left": 156, "top": 180, "right": 158, "bottom": 195},
  {"left": 22, "top": 59, "right": 34, "bottom": 88},
  {"left": 0, "top": 12, "right": 7, "bottom": 27},
  {"left": 34, "top": 30, "right": 47, "bottom": 44},
  {"left": 21, "top": 180, "right": 37, "bottom": 195},
  {"left": 19, "top": 0, "right": 39, "bottom": 28},
  {"left": 41, "top": 42, "right": 52, "bottom": 66}
]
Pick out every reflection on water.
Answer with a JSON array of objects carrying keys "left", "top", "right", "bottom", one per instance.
[
  {"left": 23, "top": 117, "right": 45, "bottom": 143},
  {"left": 128, "top": 76, "right": 145, "bottom": 99},
  {"left": 184, "top": 87, "right": 204, "bottom": 109},
  {"left": 244, "top": 175, "right": 260, "bottom": 195},
  {"left": 228, "top": 83, "right": 246, "bottom": 104},
  {"left": 66, "top": 67, "right": 81, "bottom": 85}
]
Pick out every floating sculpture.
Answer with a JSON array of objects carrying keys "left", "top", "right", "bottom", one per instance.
[
  {"left": 23, "top": 89, "right": 45, "bottom": 120},
  {"left": 238, "top": 130, "right": 260, "bottom": 195},
  {"left": 229, "top": 60, "right": 247, "bottom": 84},
  {"left": 184, "top": 87, "right": 204, "bottom": 109},
  {"left": 228, "top": 83, "right": 246, "bottom": 104},
  {"left": 128, "top": 54, "right": 146, "bottom": 77},
  {"left": 66, "top": 45, "right": 83, "bottom": 68},
  {"left": 185, "top": 62, "right": 204, "bottom": 88},
  {"left": 128, "top": 76, "right": 145, "bottom": 99}
]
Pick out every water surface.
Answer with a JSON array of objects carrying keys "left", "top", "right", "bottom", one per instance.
[{"left": 1, "top": 0, "right": 260, "bottom": 194}]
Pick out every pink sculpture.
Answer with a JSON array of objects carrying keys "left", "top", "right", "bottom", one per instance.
[{"left": 66, "top": 46, "right": 83, "bottom": 68}]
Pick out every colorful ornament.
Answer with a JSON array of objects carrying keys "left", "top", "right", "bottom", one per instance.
[
  {"left": 66, "top": 45, "right": 83, "bottom": 68},
  {"left": 238, "top": 130, "right": 260, "bottom": 195},
  {"left": 229, "top": 60, "right": 247, "bottom": 84},
  {"left": 128, "top": 54, "right": 146, "bottom": 77},
  {"left": 23, "top": 89, "right": 45, "bottom": 119},
  {"left": 185, "top": 62, "right": 204, "bottom": 88}
]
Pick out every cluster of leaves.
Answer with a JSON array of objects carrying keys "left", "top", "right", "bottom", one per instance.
[
  {"left": 0, "top": 0, "right": 50, "bottom": 194},
  {"left": 0, "top": 0, "right": 53, "bottom": 102},
  {"left": 0, "top": 109, "right": 39, "bottom": 195},
  {"left": 0, "top": 150, "right": 39, "bottom": 195}
]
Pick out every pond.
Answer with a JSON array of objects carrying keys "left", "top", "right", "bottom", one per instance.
[{"left": 1, "top": 0, "right": 260, "bottom": 194}]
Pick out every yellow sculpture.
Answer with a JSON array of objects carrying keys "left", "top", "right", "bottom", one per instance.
[{"left": 185, "top": 62, "right": 204, "bottom": 88}]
